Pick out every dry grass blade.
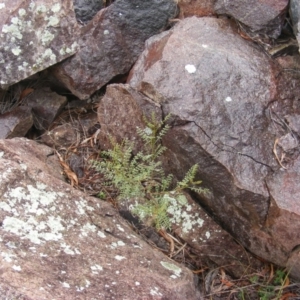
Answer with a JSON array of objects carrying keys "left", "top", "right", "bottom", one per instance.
[
  {"left": 55, "top": 150, "right": 78, "bottom": 187},
  {"left": 273, "top": 138, "right": 287, "bottom": 169},
  {"left": 159, "top": 229, "right": 175, "bottom": 257}
]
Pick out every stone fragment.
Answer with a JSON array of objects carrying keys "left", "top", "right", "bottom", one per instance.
[
  {"left": 178, "top": 0, "right": 215, "bottom": 18},
  {"left": 73, "top": 0, "right": 103, "bottom": 23},
  {"left": 52, "top": 0, "right": 177, "bottom": 99},
  {"left": 22, "top": 87, "right": 67, "bottom": 130},
  {"left": 126, "top": 17, "right": 300, "bottom": 276},
  {"left": 0, "top": 138, "right": 200, "bottom": 299},
  {"left": 0, "top": 106, "right": 33, "bottom": 138},
  {"left": 214, "top": 0, "right": 289, "bottom": 38},
  {"left": 0, "top": 0, "right": 80, "bottom": 89},
  {"left": 290, "top": 0, "right": 300, "bottom": 52}
]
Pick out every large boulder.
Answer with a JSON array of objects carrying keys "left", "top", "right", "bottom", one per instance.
[
  {"left": 0, "top": 138, "right": 200, "bottom": 299},
  {"left": 124, "top": 17, "right": 300, "bottom": 277},
  {"left": 52, "top": 0, "right": 178, "bottom": 99},
  {"left": 0, "top": 0, "right": 80, "bottom": 89},
  {"left": 214, "top": 0, "right": 289, "bottom": 38}
]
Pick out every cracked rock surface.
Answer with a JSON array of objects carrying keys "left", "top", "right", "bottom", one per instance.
[{"left": 125, "top": 17, "right": 300, "bottom": 277}]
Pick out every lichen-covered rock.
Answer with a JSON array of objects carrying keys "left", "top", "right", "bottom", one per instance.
[
  {"left": 126, "top": 17, "right": 300, "bottom": 277},
  {"left": 52, "top": 0, "right": 177, "bottom": 99},
  {"left": 73, "top": 0, "right": 103, "bottom": 23},
  {"left": 0, "top": 138, "right": 200, "bottom": 299},
  {"left": 214, "top": 0, "right": 289, "bottom": 38},
  {"left": 0, "top": 0, "right": 80, "bottom": 89}
]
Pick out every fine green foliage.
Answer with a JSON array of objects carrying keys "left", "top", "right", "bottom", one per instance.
[{"left": 93, "top": 112, "right": 207, "bottom": 230}]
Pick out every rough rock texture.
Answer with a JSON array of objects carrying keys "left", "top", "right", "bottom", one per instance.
[
  {"left": 23, "top": 87, "right": 67, "bottom": 130},
  {"left": 52, "top": 0, "right": 177, "bottom": 99},
  {"left": 97, "top": 84, "right": 264, "bottom": 278},
  {"left": 0, "top": 106, "right": 33, "bottom": 138},
  {"left": 73, "top": 0, "right": 103, "bottom": 23},
  {"left": 290, "top": 0, "right": 300, "bottom": 51},
  {"left": 125, "top": 17, "right": 300, "bottom": 277},
  {"left": 0, "top": 138, "right": 200, "bottom": 299},
  {"left": 0, "top": 0, "right": 80, "bottom": 89},
  {"left": 178, "top": 0, "right": 215, "bottom": 18},
  {"left": 214, "top": 0, "right": 289, "bottom": 38}
]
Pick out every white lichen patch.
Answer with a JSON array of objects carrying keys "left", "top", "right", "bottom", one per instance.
[
  {"left": 185, "top": 64, "right": 196, "bottom": 74},
  {"left": 62, "top": 282, "right": 70, "bottom": 288},
  {"left": 47, "top": 16, "right": 59, "bottom": 27},
  {"left": 150, "top": 287, "right": 163, "bottom": 296},
  {"left": 12, "top": 47, "right": 22, "bottom": 56},
  {"left": 12, "top": 265, "right": 21, "bottom": 271},
  {"left": 51, "top": 3, "right": 61, "bottom": 13},
  {"left": 225, "top": 96, "right": 232, "bottom": 102},
  {"left": 116, "top": 224, "right": 124, "bottom": 232},
  {"left": 160, "top": 261, "right": 182, "bottom": 278},
  {"left": 205, "top": 231, "right": 211, "bottom": 239},
  {"left": 166, "top": 193, "right": 204, "bottom": 233},
  {"left": 18, "top": 8, "right": 26, "bottom": 17},
  {"left": 97, "top": 231, "right": 106, "bottom": 238},
  {"left": 80, "top": 223, "right": 97, "bottom": 237},
  {"left": 0, "top": 3, "right": 5, "bottom": 9},
  {"left": 90, "top": 264, "right": 103, "bottom": 274},
  {"left": 41, "top": 30, "right": 55, "bottom": 46}
]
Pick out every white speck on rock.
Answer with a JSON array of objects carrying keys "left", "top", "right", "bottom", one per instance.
[
  {"left": 160, "top": 261, "right": 182, "bottom": 278},
  {"left": 91, "top": 264, "right": 103, "bottom": 274},
  {"left": 185, "top": 64, "right": 196, "bottom": 74},
  {"left": 97, "top": 231, "right": 106, "bottom": 238},
  {"left": 12, "top": 265, "right": 21, "bottom": 271},
  {"left": 135, "top": 282, "right": 140, "bottom": 286},
  {"left": 62, "top": 282, "right": 70, "bottom": 288},
  {"left": 225, "top": 96, "right": 232, "bottom": 102},
  {"left": 150, "top": 287, "right": 162, "bottom": 296},
  {"left": 18, "top": 8, "right": 26, "bottom": 16},
  {"left": 104, "top": 30, "right": 109, "bottom": 35},
  {"left": 12, "top": 47, "right": 21, "bottom": 55},
  {"left": 205, "top": 231, "right": 211, "bottom": 239},
  {"left": 0, "top": 3, "right": 5, "bottom": 9},
  {"left": 115, "top": 255, "right": 126, "bottom": 261},
  {"left": 202, "top": 44, "right": 208, "bottom": 48}
]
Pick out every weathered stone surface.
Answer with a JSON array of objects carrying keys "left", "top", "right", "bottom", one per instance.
[
  {"left": 97, "top": 84, "right": 264, "bottom": 278},
  {"left": 290, "top": 0, "right": 300, "bottom": 52},
  {"left": 52, "top": 0, "right": 177, "bottom": 99},
  {"left": 0, "top": 0, "right": 80, "bottom": 89},
  {"left": 41, "top": 111, "right": 99, "bottom": 148},
  {"left": 178, "top": 0, "right": 215, "bottom": 18},
  {"left": 0, "top": 106, "right": 33, "bottom": 138},
  {"left": 0, "top": 138, "right": 200, "bottom": 299},
  {"left": 126, "top": 17, "right": 300, "bottom": 276},
  {"left": 214, "top": 0, "right": 289, "bottom": 38},
  {"left": 73, "top": 0, "right": 103, "bottom": 23},
  {"left": 23, "top": 87, "right": 67, "bottom": 130}
]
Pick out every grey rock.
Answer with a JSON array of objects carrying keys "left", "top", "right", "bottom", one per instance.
[
  {"left": 73, "top": 0, "right": 103, "bottom": 23},
  {"left": 214, "top": 0, "right": 289, "bottom": 38},
  {"left": 52, "top": 0, "right": 177, "bottom": 99},
  {"left": 290, "top": 0, "right": 300, "bottom": 52}
]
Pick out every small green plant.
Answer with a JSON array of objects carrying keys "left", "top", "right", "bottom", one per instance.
[{"left": 93, "top": 112, "right": 207, "bottom": 230}]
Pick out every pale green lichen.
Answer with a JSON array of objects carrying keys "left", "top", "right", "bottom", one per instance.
[
  {"left": 160, "top": 261, "right": 182, "bottom": 278},
  {"left": 41, "top": 30, "right": 55, "bottom": 46},
  {"left": 51, "top": 3, "right": 61, "bottom": 13},
  {"left": 11, "top": 46, "right": 21, "bottom": 55},
  {"left": 18, "top": 8, "right": 26, "bottom": 17}
]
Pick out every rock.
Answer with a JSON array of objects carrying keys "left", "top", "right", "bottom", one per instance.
[
  {"left": 23, "top": 87, "right": 67, "bottom": 130},
  {"left": 0, "top": 138, "right": 200, "bottom": 299},
  {"left": 0, "top": 0, "right": 80, "bottom": 89},
  {"left": 0, "top": 106, "right": 33, "bottom": 138},
  {"left": 73, "top": 0, "right": 103, "bottom": 23},
  {"left": 97, "top": 83, "right": 264, "bottom": 278},
  {"left": 52, "top": 0, "right": 177, "bottom": 99},
  {"left": 290, "top": 0, "right": 300, "bottom": 52},
  {"left": 126, "top": 17, "right": 300, "bottom": 276},
  {"left": 214, "top": 0, "right": 289, "bottom": 38},
  {"left": 178, "top": 0, "right": 215, "bottom": 18}
]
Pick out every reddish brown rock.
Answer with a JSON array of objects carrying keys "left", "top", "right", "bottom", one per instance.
[
  {"left": 0, "top": 138, "right": 200, "bottom": 299},
  {"left": 0, "top": 0, "right": 80, "bottom": 89},
  {"left": 214, "top": 0, "right": 289, "bottom": 38},
  {"left": 0, "top": 106, "right": 33, "bottom": 138},
  {"left": 124, "top": 17, "right": 300, "bottom": 277},
  {"left": 52, "top": 0, "right": 177, "bottom": 99},
  {"left": 23, "top": 87, "right": 67, "bottom": 130},
  {"left": 178, "top": 0, "right": 215, "bottom": 18},
  {"left": 97, "top": 84, "right": 264, "bottom": 278}
]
